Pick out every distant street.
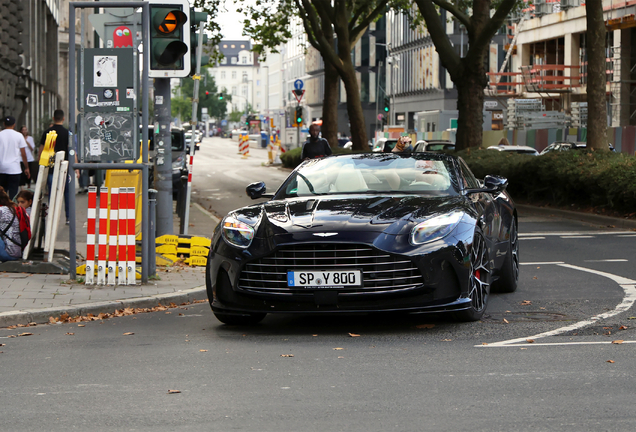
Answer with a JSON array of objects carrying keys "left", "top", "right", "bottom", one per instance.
[{"left": 1, "top": 137, "right": 635, "bottom": 431}]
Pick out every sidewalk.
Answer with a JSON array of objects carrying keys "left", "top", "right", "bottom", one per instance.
[{"left": 0, "top": 190, "right": 220, "bottom": 327}]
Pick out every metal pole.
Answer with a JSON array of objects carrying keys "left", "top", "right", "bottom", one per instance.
[
  {"left": 141, "top": 2, "right": 150, "bottom": 283},
  {"left": 375, "top": 60, "right": 382, "bottom": 135},
  {"left": 182, "top": 22, "right": 205, "bottom": 235},
  {"left": 154, "top": 78, "right": 173, "bottom": 236},
  {"left": 68, "top": 4, "right": 77, "bottom": 279},
  {"left": 148, "top": 188, "right": 157, "bottom": 276},
  {"left": 296, "top": 103, "right": 300, "bottom": 148}
]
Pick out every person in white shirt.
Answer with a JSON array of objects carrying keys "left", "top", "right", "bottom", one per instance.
[
  {"left": 0, "top": 116, "right": 30, "bottom": 200},
  {"left": 20, "top": 125, "right": 37, "bottom": 188}
]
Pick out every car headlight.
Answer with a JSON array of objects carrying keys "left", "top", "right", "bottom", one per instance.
[
  {"left": 222, "top": 215, "right": 255, "bottom": 248},
  {"left": 410, "top": 211, "right": 463, "bottom": 245}
]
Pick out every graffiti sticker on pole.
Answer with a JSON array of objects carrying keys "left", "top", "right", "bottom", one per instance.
[{"left": 94, "top": 55, "right": 118, "bottom": 87}]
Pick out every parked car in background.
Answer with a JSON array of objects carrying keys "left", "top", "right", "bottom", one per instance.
[
  {"left": 206, "top": 152, "right": 519, "bottom": 325},
  {"left": 540, "top": 141, "right": 615, "bottom": 155},
  {"left": 372, "top": 138, "right": 399, "bottom": 153},
  {"left": 413, "top": 140, "right": 455, "bottom": 152},
  {"left": 488, "top": 145, "right": 539, "bottom": 156}
]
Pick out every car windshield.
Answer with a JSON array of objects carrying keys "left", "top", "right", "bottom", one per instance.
[
  {"left": 427, "top": 144, "right": 455, "bottom": 151},
  {"left": 275, "top": 154, "right": 460, "bottom": 199},
  {"left": 383, "top": 140, "right": 398, "bottom": 152}
]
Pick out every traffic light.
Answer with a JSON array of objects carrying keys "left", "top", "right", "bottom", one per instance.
[
  {"left": 189, "top": 9, "right": 209, "bottom": 75},
  {"left": 204, "top": 91, "right": 209, "bottom": 100},
  {"left": 383, "top": 96, "right": 390, "bottom": 113},
  {"left": 295, "top": 106, "right": 303, "bottom": 124},
  {"left": 218, "top": 93, "right": 224, "bottom": 100},
  {"left": 149, "top": 0, "right": 191, "bottom": 78}
]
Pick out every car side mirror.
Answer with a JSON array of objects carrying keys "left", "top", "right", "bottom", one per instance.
[
  {"left": 483, "top": 175, "right": 508, "bottom": 192},
  {"left": 246, "top": 181, "right": 274, "bottom": 200}
]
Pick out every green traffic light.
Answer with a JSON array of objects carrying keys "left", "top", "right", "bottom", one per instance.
[
  {"left": 384, "top": 106, "right": 389, "bottom": 112},
  {"left": 297, "top": 117, "right": 302, "bottom": 123}
]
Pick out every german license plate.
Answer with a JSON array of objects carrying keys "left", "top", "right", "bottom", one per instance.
[{"left": 287, "top": 270, "right": 362, "bottom": 288}]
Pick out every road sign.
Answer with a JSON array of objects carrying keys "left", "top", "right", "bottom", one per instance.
[
  {"left": 293, "top": 89, "right": 305, "bottom": 103},
  {"left": 377, "top": 113, "right": 384, "bottom": 121},
  {"left": 221, "top": 120, "right": 227, "bottom": 126},
  {"left": 294, "top": 79, "right": 304, "bottom": 90}
]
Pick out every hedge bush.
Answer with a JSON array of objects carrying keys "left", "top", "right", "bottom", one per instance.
[
  {"left": 279, "top": 146, "right": 636, "bottom": 213},
  {"left": 459, "top": 148, "right": 636, "bottom": 213}
]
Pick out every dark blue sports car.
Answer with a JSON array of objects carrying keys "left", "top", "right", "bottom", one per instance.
[{"left": 206, "top": 152, "right": 519, "bottom": 325}]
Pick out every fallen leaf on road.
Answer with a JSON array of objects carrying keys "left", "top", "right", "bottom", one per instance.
[
  {"left": 612, "top": 340, "right": 624, "bottom": 344},
  {"left": 18, "top": 333, "right": 33, "bottom": 337},
  {"left": 165, "top": 312, "right": 171, "bottom": 314},
  {"left": 348, "top": 333, "right": 360, "bottom": 337},
  {"left": 539, "top": 307, "right": 545, "bottom": 310},
  {"left": 503, "top": 318, "right": 509, "bottom": 324},
  {"left": 416, "top": 324, "right": 435, "bottom": 329},
  {"left": 312, "top": 334, "right": 318, "bottom": 337},
  {"left": 442, "top": 339, "right": 452, "bottom": 342},
  {"left": 199, "top": 349, "right": 208, "bottom": 352},
  {"left": 49, "top": 317, "right": 57, "bottom": 324},
  {"left": 66, "top": 333, "right": 74, "bottom": 336},
  {"left": 619, "top": 325, "right": 628, "bottom": 330},
  {"left": 167, "top": 390, "right": 181, "bottom": 394},
  {"left": 78, "top": 324, "right": 85, "bottom": 327},
  {"left": 7, "top": 325, "right": 17, "bottom": 329},
  {"left": 603, "top": 327, "right": 613, "bottom": 330},
  {"left": 60, "top": 313, "right": 69, "bottom": 321},
  {"left": 0, "top": 343, "right": 5, "bottom": 346},
  {"left": 280, "top": 354, "right": 294, "bottom": 357},
  {"left": 123, "top": 332, "right": 134, "bottom": 336},
  {"left": 526, "top": 339, "right": 535, "bottom": 343},
  {"left": 338, "top": 356, "right": 344, "bottom": 359},
  {"left": 7, "top": 335, "right": 16, "bottom": 338},
  {"left": 521, "top": 300, "right": 532, "bottom": 306},
  {"left": 607, "top": 360, "right": 615, "bottom": 363},
  {"left": 481, "top": 343, "right": 488, "bottom": 345},
  {"left": 333, "top": 348, "right": 344, "bottom": 350},
  {"left": 520, "top": 348, "right": 527, "bottom": 350}
]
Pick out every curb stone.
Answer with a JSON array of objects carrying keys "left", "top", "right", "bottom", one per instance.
[
  {"left": 517, "top": 204, "right": 636, "bottom": 230},
  {"left": 0, "top": 287, "right": 208, "bottom": 328}
]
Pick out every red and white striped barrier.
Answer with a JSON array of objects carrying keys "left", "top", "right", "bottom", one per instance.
[
  {"left": 240, "top": 136, "right": 250, "bottom": 158},
  {"left": 107, "top": 188, "right": 119, "bottom": 285},
  {"left": 117, "top": 187, "right": 128, "bottom": 285},
  {"left": 85, "top": 186, "right": 98, "bottom": 285},
  {"left": 126, "top": 187, "right": 137, "bottom": 285},
  {"left": 97, "top": 186, "right": 109, "bottom": 285}
]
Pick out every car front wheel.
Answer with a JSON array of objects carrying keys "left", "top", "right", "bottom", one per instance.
[
  {"left": 492, "top": 218, "right": 519, "bottom": 293},
  {"left": 454, "top": 229, "right": 491, "bottom": 322}
]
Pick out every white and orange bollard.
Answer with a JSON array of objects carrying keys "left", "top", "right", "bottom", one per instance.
[
  {"left": 117, "top": 187, "right": 128, "bottom": 286},
  {"left": 107, "top": 188, "right": 119, "bottom": 286},
  {"left": 240, "top": 136, "right": 250, "bottom": 158},
  {"left": 126, "top": 187, "right": 137, "bottom": 286},
  {"left": 85, "top": 186, "right": 97, "bottom": 285},
  {"left": 97, "top": 186, "right": 109, "bottom": 285}
]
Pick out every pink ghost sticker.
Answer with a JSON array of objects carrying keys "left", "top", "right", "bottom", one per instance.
[{"left": 113, "top": 26, "right": 132, "bottom": 48}]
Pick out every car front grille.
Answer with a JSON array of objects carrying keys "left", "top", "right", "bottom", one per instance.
[{"left": 238, "top": 244, "right": 423, "bottom": 294}]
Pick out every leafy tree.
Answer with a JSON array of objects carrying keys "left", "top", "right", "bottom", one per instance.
[
  {"left": 585, "top": 0, "right": 608, "bottom": 150},
  {"left": 171, "top": 94, "right": 192, "bottom": 123},
  {"left": 228, "top": 108, "right": 244, "bottom": 123},
  {"left": 412, "top": 0, "right": 519, "bottom": 150},
  {"left": 238, "top": 0, "right": 396, "bottom": 151},
  {"left": 174, "top": 67, "right": 229, "bottom": 121}
]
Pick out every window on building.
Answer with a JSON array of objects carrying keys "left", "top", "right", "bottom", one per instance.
[
  {"left": 242, "top": 71, "right": 247, "bottom": 81},
  {"left": 241, "top": 56, "right": 247, "bottom": 64},
  {"left": 232, "top": 86, "right": 237, "bottom": 95},
  {"left": 221, "top": 58, "right": 227, "bottom": 64},
  {"left": 242, "top": 86, "right": 247, "bottom": 96},
  {"left": 231, "top": 57, "right": 237, "bottom": 64},
  {"left": 256, "top": 91, "right": 260, "bottom": 97},
  {"left": 220, "top": 71, "right": 226, "bottom": 79},
  {"left": 232, "top": 71, "right": 237, "bottom": 79},
  {"left": 256, "top": 80, "right": 260, "bottom": 86}
]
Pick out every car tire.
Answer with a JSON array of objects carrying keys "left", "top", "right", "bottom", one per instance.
[
  {"left": 454, "top": 228, "right": 491, "bottom": 322},
  {"left": 492, "top": 218, "right": 519, "bottom": 293},
  {"left": 213, "top": 311, "right": 267, "bottom": 326}
]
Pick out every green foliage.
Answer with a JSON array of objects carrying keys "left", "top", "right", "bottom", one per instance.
[
  {"left": 280, "top": 146, "right": 353, "bottom": 169},
  {"left": 459, "top": 148, "right": 636, "bottom": 213},
  {"left": 171, "top": 95, "right": 193, "bottom": 122},
  {"left": 228, "top": 109, "right": 244, "bottom": 123},
  {"left": 172, "top": 67, "right": 228, "bottom": 121}
]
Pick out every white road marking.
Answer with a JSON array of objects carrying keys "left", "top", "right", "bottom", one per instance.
[
  {"left": 477, "top": 264, "right": 636, "bottom": 348},
  {"left": 520, "top": 237, "right": 545, "bottom": 240},
  {"left": 617, "top": 234, "right": 636, "bottom": 238},
  {"left": 560, "top": 235, "right": 595, "bottom": 239},
  {"left": 520, "top": 231, "right": 633, "bottom": 237},
  {"left": 584, "top": 259, "right": 628, "bottom": 263},
  {"left": 483, "top": 341, "right": 636, "bottom": 347},
  {"left": 520, "top": 262, "right": 564, "bottom": 266}
]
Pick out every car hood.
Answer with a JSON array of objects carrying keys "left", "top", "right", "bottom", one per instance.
[{"left": 230, "top": 195, "right": 468, "bottom": 238}]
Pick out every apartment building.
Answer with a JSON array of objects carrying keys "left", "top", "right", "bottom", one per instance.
[{"left": 209, "top": 40, "right": 259, "bottom": 113}]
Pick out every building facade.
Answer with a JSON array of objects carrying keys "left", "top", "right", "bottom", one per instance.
[{"left": 209, "top": 40, "right": 259, "bottom": 115}]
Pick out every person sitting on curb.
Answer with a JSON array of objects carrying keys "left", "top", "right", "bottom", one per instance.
[{"left": 0, "top": 187, "right": 23, "bottom": 262}]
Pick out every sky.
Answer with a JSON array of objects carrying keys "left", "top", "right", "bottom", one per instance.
[{"left": 217, "top": 1, "right": 250, "bottom": 41}]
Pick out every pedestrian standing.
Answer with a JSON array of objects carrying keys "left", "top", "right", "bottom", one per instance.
[
  {"left": 0, "top": 187, "right": 22, "bottom": 262},
  {"left": 0, "top": 116, "right": 30, "bottom": 200},
  {"left": 20, "top": 125, "right": 37, "bottom": 188},
  {"left": 300, "top": 124, "right": 332, "bottom": 161},
  {"left": 39, "top": 109, "right": 78, "bottom": 224}
]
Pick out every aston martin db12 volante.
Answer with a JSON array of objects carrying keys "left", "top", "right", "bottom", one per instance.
[{"left": 206, "top": 153, "right": 519, "bottom": 325}]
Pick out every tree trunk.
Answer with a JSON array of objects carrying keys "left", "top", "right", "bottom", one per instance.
[
  {"left": 586, "top": 0, "right": 608, "bottom": 151},
  {"left": 339, "top": 57, "right": 368, "bottom": 151},
  {"left": 454, "top": 58, "right": 488, "bottom": 150},
  {"left": 321, "top": 59, "right": 340, "bottom": 148}
]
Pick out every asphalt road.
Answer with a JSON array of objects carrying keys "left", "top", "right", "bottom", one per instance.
[{"left": 1, "top": 137, "right": 634, "bottom": 431}]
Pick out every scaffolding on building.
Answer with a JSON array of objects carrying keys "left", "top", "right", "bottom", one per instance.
[{"left": 609, "top": 46, "right": 636, "bottom": 126}]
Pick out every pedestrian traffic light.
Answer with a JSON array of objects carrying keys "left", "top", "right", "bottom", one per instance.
[
  {"left": 189, "top": 9, "right": 209, "bottom": 75},
  {"left": 149, "top": 0, "right": 191, "bottom": 78},
  {"left": 295, "top": 106, "right": 303, "bottom": 124}
]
